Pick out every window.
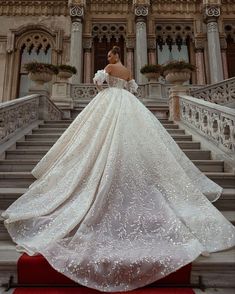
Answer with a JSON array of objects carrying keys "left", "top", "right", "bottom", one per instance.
[{"left": 18, "top": 34, "right": 52, "bottom": 97}]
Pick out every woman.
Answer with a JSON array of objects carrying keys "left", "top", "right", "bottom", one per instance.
[{"left": 2, "top": 46, "right": 235, "bottom": 292}]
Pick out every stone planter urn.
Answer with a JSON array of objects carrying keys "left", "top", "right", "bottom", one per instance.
[
  {"left": 58, "top": 70, "right": 73, "bottom": 81},
  {"left": 28, "top": 72, "right": 53, "bottom": 85},
  {"left": 164, "top": 69, "right": 191, "bottom": 85},
  {"left": 144, "top": 72, "right": 160, "bottom": 82}
]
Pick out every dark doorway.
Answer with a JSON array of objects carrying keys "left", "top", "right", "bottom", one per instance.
[
  {"left": 227, "top": 37, "right": 235, "bottom": 78},
  {"left": 93, "top": 35, "right": 124, "bottom": 74}
]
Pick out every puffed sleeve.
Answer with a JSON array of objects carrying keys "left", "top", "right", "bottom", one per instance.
[
  {"left": 93, "top": 70, "right": 108, "bottom": 86},
  {"left": 126, "top": 79, "right": 138, "bottom": 94}
]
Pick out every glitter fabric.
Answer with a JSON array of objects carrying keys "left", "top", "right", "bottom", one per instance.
[{"left": 2, "top": 71, "right": 235, "bottom": 292}]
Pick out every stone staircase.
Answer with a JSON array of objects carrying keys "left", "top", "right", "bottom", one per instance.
[{"left": 0, "top": 115, "right": 234, "bottom": 292}]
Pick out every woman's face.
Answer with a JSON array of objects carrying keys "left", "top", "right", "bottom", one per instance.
[{"left": 107, "top": 51, "right": 118, "bottom": 64}]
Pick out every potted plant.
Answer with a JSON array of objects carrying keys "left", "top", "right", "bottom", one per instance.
[
  {"left": 57, "top": 64, "right": 77, "bottom": 80},
  {"left": 24, "top": 61, "right": 58, "bottom": 85},
  {"left": 161, "top": 60, "right": 196, "bottom": 85},
  {"left": 140, "top": 64, "right": 162, "bottom": 82}
]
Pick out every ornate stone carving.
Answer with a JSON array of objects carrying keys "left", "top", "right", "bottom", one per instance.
[
  {"left": 134, "top": 6, "right": 149, "bottom": 17},
  {"left": 191, "top": 77, "right": 235, "bottom": 105},
  {"left": 83, "top": 37, "right": 93, "bottom": 49},
  {"left": 156, "top": 23, "right": 194, "bottom": 49},
  {"left": 0, "top": 1, "right": 68, "bottom": 16},
  {"left": 180, "top": 96, "right": 235, "bottom": 153},
  {"left": 72, "top": 21, "right": 82, "bottom": 32},
  {"left": 136, "top": 21, "right": 146, "bottom": 30},
  {"left": 205, "top": 5, "right": 221, "bottom": 17},
  {"left": 207, "top": 22, "right": 219, "bottom": 33},
  {"left": 18, "top": 33, "right": 52, "bottom": 52},
  {"left": 0, "top": 95, "right": 62, "bottom": 143},
  {"left": 92, "top": 23, "right": 126, "bottom": 42},
  {"left": 147, "top": 38, "right": 156, "bottom": 50},
  {"left": 126, "top": 37, "right": 135, "bottom": 49},
  {"left": 70, "top": 5, "right": 84, "bottom": 17},
  {"left": 194, "top": 38, "right": 205, "bottom": 50}
]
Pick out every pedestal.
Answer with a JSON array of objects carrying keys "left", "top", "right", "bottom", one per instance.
[{"left": 169, "top": 85, "right": 189, "bottom": 121}]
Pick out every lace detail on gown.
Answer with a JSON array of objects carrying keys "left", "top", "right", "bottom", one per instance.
[{"left": 2, "top": 70, "right": 235, "bottom": 292}]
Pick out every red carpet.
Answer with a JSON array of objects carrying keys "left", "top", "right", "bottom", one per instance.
[{"left": 13, "top": 254, "right": 195, "bottom": 293}]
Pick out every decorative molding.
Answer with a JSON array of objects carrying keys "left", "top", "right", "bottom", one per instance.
[
  {"left": 194, "top": 36, "right": 206, "bottom": 50},
  {"left": 136, "top": 21, "right": 146, "bottom": 30},
  {"left": 71, "top": 21, "right": 82, "bottom": 32},
  {"left": 126, "top": 37, "right": 135, "bottom": 49},
  {"left": 147, "top": 38, "right": 156, "bottom": 50},
  {"left": 156, "top": 23, "right": 194, "bottom": 44},
  {"left": 70, "top": 6, "right": 84, "bottom": 18},
  {"left": 134, "top": 6, "right": 149, "bottom": 17},
  {"left": 0, "top": 1, "right": 68, "bottom": 16},
  {"left": 92, "top": 23, "right": 126, "bottom": 42},
  {"left": 205, "top": 5, "right": 221, "bottom": 17},
  {"left": 207, "top": 22, "right": 219, "bottom": 33},
  {"left": 83, "top": 37, "right": 93, "bottom": 49}
]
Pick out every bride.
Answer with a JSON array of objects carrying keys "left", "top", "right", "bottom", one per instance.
[{"left": 2, "top": 46, "right": 235, "bottom": 292}]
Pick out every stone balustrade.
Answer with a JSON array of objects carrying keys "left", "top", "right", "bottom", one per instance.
[
  {"left": 179, "top": 95, "right": 235, "bottom": 154},
  {"left": 0, "top": 94, "right": 62, "bottom": 143},
  {"left": 191, "top": 77, "right": 235, "bottom": 105},
  {"left": 70, "top": 83, "right": 204, "bottom": 106}
]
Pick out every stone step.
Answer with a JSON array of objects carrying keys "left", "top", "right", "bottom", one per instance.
[
  {"left": 32, "top": 128, "right": 66, "bottom": 134},
  {"left": 43, "top": 120, "right": 73, "bottom": 124},
  {"left": 0, "top": 241, "right": 234, "bottom": 288},
  {"left": 191, "top": 247, "right": 235, "bottom": 288},
  {"left": 162, "top": 124, "right": 179, "bottom": 129},
  {"left": 167, "top": 129, "right": 185, "bottom": 135},
  {"left": 171, "top": 134, "right": 193, "bottom": 141},
  {"left": 16, "top": 141, "right": 54, "bottom": 150},
  {"left": 213, "top": 189, "right": 235, "bottom": 210},
  {"left": 205, "top": 173, "right": 235, "bottom": 188},
  {"left": 0, "top": 188, "right": 27, "bottom": 210},
  {"left": 5, "top": 150, "right": 46, "bottom": 160},
  {"left": 183, "top": 150, "right": 211, "bottom": 160},
  {"left": 192, "top": 160, "right": 224, "bottom": 172},
  {"left": 158, "top": 119, "right": 174, "bottom": 124},
  {"left": 176, "top": 141, "right": 201, "bottom": 149},
  {"left": 39, "top": 123, "right": 71, "bottom": 128},
  {"left": 0, "top": 241, "right": 21, "bottom": 286},
  {"left": 0, "top": 160, "right": 39, "bottom": 172},
  {"left": 25, "top": 134, "right": 61, "bottom": 141},
  {"left": 0, "top": 173, "right": 35, "bottom": 188}
]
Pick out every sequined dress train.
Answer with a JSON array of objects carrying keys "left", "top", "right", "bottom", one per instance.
[{"left": 2, "top": 71, "right": 235, "bottom": 292}]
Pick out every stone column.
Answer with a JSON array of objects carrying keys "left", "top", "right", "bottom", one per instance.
[
  {"left": 134, "top": 1, "right": 149, "bottom": 84},
  {"left": 69, "top": 1, "right": 85, "bottom": 84},
  {"left": 195, "top": 49, "right": 206, "bottom": 85},
  {"left": 83, "top": 38, "right": 92, "bottom": 83},
  {"left": 148, "top": 38, "right": 156, "bottom": 65},
  {"left": 126, "top": 38, "right": 135, "bottom": 78},
  {"left": 204, "top": 4, "right": 223, "bottom": 83},
  {"left": 220, "top": 38, "right": 229, "bottom": 80}
]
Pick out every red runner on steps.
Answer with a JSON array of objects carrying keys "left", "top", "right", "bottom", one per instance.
[{"left": 13, "top": 254, "right": 195, "bottom": 294}]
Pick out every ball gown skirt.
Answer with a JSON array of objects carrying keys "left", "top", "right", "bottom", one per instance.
[{"left": 2, "top": 72, "right": 235, "bottom": 292}]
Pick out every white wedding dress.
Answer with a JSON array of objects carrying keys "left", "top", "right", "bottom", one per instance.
[{"left": 2, "top": 70, "right": 235, "bottom": 292}]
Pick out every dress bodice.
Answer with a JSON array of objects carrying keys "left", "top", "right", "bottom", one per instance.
[
  {"left": 93, "top": 69, "right": 138, "bottom": 94},
  {"left": 106, "top": 74, "right": 127, "bottom": 89}
]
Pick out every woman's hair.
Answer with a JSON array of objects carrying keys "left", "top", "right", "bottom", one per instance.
[{"left": 110, "top": 46, "right": 121, "bottom": 57}]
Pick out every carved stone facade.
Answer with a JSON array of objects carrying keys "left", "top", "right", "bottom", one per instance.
[{"left": 0, "top": 0, "right": 235, "bottom": 101}]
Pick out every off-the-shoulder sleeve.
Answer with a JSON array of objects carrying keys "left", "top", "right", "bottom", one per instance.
[
  {"left": 126, "top": 79, "right": 138, "bottom": 94},
  {"left": 93, "top": 70, "right": 108, "bottom": 86}
]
